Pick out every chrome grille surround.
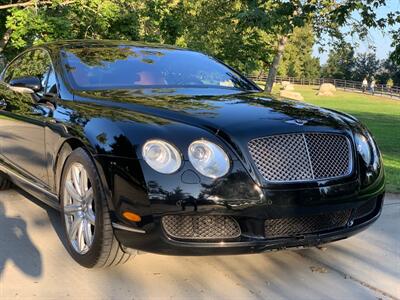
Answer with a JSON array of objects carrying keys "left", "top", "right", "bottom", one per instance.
[
  {"left": 248, "top": 133, "right": 352, "bottom": 182},
  {"left": 161, "top": 215, "right": 241, "bottom": 240}
]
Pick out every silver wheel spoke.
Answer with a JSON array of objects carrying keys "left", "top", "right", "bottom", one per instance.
[
  {"left": 83, "top": 187, "right": 93, "bottom": 203},
  {"left": 87, "top": 210, "right": 96, "bottom": 225},
  {"left": 77, "top": 221, "right": 85, "bottom": 252},
  {"left": 69, "top": 216, "right": 82, "bottom": 241},
  {"left": 65, "top": 181, "right": 82, "bottom": 203},
  {"left": 80, "top": 169, "right": 88, "bottom": 195},
  {"left": 64, "top": 204, "right": 82, "bottom": 215},
  {"left": 72, "top": 165, "right": 82, "bottom": 196},
  {"left": 82, "top": 219, "right": 92, "bottom": 246}
]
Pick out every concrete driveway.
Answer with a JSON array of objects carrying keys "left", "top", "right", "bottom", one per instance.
[{"left": 0, "top": 189, "right": 399, "bottom": 300}]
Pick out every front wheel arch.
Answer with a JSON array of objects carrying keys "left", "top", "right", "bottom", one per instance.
[
  {"left": 59, "top": 147, "right": 132, "bottom": 267},
  {"left": 54, "top": 139, "right": 112, "bottom": 208}
]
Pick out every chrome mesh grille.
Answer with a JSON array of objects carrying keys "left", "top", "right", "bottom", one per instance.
[
  {"left": 264, "top": 210, "right": 352, "bottom": 238},
  {"left": 248, "top": 133, "right": 352, "bottom": 182},
  {"left": 305, "top": 134, "right": 352, "bottom": 179},
  {"left": 162, "top": 215, "right": 241, "bottom": 240}
]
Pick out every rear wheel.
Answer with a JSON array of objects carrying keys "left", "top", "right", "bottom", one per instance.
[{"left": 60, "top": 148, "right": 131, "bottom": 268}]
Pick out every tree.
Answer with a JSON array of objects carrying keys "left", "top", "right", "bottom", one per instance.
[
  {"left": 0, "top": 0, "right": 146, "bottom": 60},
  {"left": 278, "top": 24, "right": 320, "bottom": 78},
  {"left": 391, "top": 29, "right": 400, "bottom": 64},
  {"left": 386, "top": 78, "right": 394, "bottom": 88},
  {"left": 322, "top": 42, "right": 355, "bottom": 80},
  {"left": 377, "top": 57, "right": 400, "bottom": 86},
  {"left": 0, "top": 0, "right": 395, "bottom": 85},
  {"left": 0, "top": 0, "right": 78, "bottom": 58},
  {"left": 352, "top": 50, "right": 380, "bottom": 81},
  {"left": 0, "top": 0, "right": 276, "bottom": 76},
  {"left": 175, "top": 0, "right": 275, "bottom": 75},
  {"left": 239, "top": 0, "right": 390, "bottom": 92},
  {"left": 388, "top": 10, "right": 400, "bottom": 65}
]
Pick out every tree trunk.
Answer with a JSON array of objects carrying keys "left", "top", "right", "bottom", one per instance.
[
  {"left": 265, "top": 35, "right": 288, "bottom": 93},
  {"left": 0, "top": 29, "right": 12, "bottom": 54}
]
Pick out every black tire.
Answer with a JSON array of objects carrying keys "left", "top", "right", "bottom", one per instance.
[
  {"left": 0, "top": 174, "right": 11, "bottom": 190},
  {"left": 60, "top": 147, "right": 132, "bottom": 268}
]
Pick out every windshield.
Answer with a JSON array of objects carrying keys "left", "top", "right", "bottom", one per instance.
[{"left": 61, "top": 46, "right": 258, "bottom": 92}]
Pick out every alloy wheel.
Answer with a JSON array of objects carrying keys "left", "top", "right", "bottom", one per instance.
[{"left": 63, "top": 162, "right": 96, "bottom": 254}]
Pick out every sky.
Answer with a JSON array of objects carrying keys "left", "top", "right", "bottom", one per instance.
[{"left": 313, "top": 0, "right": 400, "bottom": 64}]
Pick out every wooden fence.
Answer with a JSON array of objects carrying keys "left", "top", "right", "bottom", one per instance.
[{"left": 247, "top": 75, "right": 400, "bottom": 99}]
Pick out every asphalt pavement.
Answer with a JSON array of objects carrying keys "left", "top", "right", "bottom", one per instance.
[{"left": 0, "top": 189, "right": 399, "bottom": 300}]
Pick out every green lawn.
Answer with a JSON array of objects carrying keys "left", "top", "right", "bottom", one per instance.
[{"left": 258, "top": 83, "right": 400, "bottom": 193}]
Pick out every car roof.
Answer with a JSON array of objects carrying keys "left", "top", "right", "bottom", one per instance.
[{"left": 41, "top": 39, "right": 186, "bottom": 52}]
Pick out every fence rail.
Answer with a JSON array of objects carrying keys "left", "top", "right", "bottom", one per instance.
[{"left": 247, "top": 75, "right": 400, "bottom": 99}]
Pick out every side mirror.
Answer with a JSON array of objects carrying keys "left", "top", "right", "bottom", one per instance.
[{"left": 9, "top": 76, "right": 42, "bottom": 92}]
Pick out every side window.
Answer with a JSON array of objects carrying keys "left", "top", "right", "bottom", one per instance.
[
  {"left": 44, "top": 67, "right": 58, "bottom": 94},
  {"left": 2, "top": 52, "right": 34, "bottom": 83},
  {"left": 3, "top": 49, "right": 54, "bottom": 94}
]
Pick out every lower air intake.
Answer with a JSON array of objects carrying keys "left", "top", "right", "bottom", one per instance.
[
  {"left": 264, "top": 210, "right": 352, "bottom": 238},
  {"left": 162, "top": 215, "right": 241, "bottom": 240}
]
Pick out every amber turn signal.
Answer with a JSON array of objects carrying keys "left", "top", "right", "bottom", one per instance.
[{"left": 122, "top": 211, "right": 142, "bottom": 222}]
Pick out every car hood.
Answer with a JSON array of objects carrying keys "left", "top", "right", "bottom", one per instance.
[{"left": 75, "top": 89, "right": 352, "bottom": 140}]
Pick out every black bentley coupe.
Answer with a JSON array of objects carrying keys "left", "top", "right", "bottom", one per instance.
[{"left": 0, "top": 40, "right": 384, "bottom": 268}]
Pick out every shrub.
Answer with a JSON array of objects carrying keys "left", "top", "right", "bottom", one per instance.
[{"left": 387, "top": 78, "right": 394, "bottom": 88}]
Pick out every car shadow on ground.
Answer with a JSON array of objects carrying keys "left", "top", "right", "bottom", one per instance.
[
  {"left": 16, "top": 188, "right": 68, "bottom": 249},
  {"left": 0, "top": 199, "right": 42, "bottom": 278}
]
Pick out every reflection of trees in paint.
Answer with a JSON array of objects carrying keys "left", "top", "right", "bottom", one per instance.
[
  {"left": 199, "top": 171, "right": 260, "bottom": 201},
  {"left": 4, "top": 50, "right": 50, "bottom": 83},
  {"left": 75, "top": 89, "right": 217, "bottom": 115},
  {"left": 66, "top": 47, "right": 135, "bottom": 67},
  {"left": 65, "top": 47, "right": 166, "bottom": 68}
]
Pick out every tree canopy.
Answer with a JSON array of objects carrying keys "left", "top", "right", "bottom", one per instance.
[
  {"left": 0, "top": 0, "right": 398, "bottom": 88},
  {"left": 278, "top": 25, "right": 320, "bottom": 79},
  {"left": 322, "top": 45, "right": 400, "bottom": 85}
]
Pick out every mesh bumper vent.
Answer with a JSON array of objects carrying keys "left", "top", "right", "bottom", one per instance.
[
  {"left": 248, "top": 133, "right": 352, "bottom": 182},
  {"left": 162, "top": 215, "right": 241, "bottom": 240},
  {"left": 264, "top": 210, "right": 352, "bottom": 238},
  {"left": 354, "top": 199, "right": 377, "bottom": 219}
]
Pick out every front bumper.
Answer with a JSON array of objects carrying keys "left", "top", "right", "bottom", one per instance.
[
  {"left": 113, "top": 193, "right": 384, "bottom": 255},
  {"left": 95, "top": 154, "right": 385, "bottom": 256}
]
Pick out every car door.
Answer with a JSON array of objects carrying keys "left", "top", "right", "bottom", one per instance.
[{"left": 0, "top": 49, "right": 53, "bottom": 187}]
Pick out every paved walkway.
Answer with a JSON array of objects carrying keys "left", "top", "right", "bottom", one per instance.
[{"left": 0, "top": 190, "right": 399, "bottom": 300}]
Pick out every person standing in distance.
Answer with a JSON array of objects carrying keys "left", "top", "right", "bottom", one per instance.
[
  {"left": 370, "top": 77, "right": 376, "bottom": 95},
  {"left": 362, "top": 77, "right": 368, "bottom": 93}
]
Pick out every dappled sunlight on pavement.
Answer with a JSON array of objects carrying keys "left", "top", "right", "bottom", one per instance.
[{"left": 0, "top": 189, "right": 399, "bottom": 299}]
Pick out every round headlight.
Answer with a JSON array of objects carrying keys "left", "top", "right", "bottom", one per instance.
[
  {"left": 142, "top": 140, "right": 182, "bottom": 174},
  {"left": 354, "top": 133, "right": 372, "bottom": 165},
  {"left": 188, "top": 140, "right": 230, "bottom": 178}
]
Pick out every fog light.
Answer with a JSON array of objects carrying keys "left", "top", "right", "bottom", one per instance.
[{"left": 122, "top": 211, "right": 142, "bottom": 222}]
